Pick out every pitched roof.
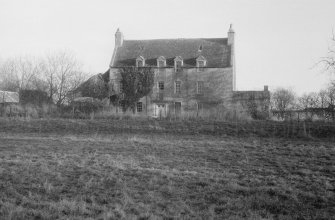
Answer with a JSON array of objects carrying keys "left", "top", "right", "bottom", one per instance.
[
  {"left": 74, "top": 70, "right": 109, "bottom": 94},
  {"left": 111, "top": 38, "right": 231, "bottom": 68},
  {"left": 0, "top": 91, "right": 19, "bottom": 103}
]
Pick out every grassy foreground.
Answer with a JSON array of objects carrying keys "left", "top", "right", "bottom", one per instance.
[{"left": 0, "top": 131, "right": 334, "bottom": 219}]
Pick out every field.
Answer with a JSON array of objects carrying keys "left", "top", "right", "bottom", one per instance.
[{"left": 0, "top": 119, "right": 334, "bottom": 219}]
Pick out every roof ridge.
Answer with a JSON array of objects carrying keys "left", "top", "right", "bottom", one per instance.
[{"left": 124, "top": 37, "right": 228, "bottom": 41}]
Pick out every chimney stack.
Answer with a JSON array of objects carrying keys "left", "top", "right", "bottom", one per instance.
[
  {"left": 228, "top": 24, "right": 236, "bottom": 90},
  {"left": 227, "top": 24, "right": 235, "bottom": 45},
  {"left": 115, "top": 28, "right": 124, "bottom": 47}
]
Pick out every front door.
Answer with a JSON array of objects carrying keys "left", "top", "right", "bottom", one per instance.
[
  {"left": 155, "top": 104, "right": 166, "bottom": 118},
  {"left": 175, "top": 102, "right": 181, "bottom": 116}
]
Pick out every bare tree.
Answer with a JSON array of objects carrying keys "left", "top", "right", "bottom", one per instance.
[
  {"left": 0, "top": 52, "right": 86, "bottom": 106},
  {"left": 0, "top": 59, "right": 19, "bottom": 91},
  {"left": 325, "top": 83, "right": 335, "bottom": 106},
  {"left": 318, "top": 89, "right": 329, "bottom": 108},
  {"left": 297, "top": 92, "right": 321, "bottom": 119},
  {"left": 271, "top": 88, "right": 296, "bottom": 119},
  {"left": 298, "top": 92, "right": 320, "bottom": 109},
  {"left": 0, "top": 56, "right": 41, "bottom": 92},
  {"left": 40, "top": 51, "right": 87, "bottom": 106},
  {"left": 319, "top": 31, "right": 335, "bottom": 79},
  {"left": 324, "top": 83, "right": 335, "bottom": 121}
]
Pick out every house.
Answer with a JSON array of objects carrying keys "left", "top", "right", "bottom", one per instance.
[
  {"left": 232, "top": 86, "right": 270, "bottom": 119},
  {"left": 0, "top": 90, "right": 19, "bottom": 104},
  {"left": 107, "top": 25, "right": 269, "bottom": 118},
  {"left": 0, "top": 90, "right": 19, "bottom": 116}
]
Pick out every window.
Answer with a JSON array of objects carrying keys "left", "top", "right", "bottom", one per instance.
[
  {"left": 158, "top": 60, "right": 165, "bottom": 68},
  {"left": 175, "top": 81, "right": 181, "bottom": 94},
  {"left": 196, "top": 56, "right": 206, "bottom": 71},
  {"left": 137, "top": 102, "right": 143, "bottom": 113},
  {"left": 198, "top": 61, "right": 205, "bottom": 67},
  {"left": 175, "top": 61, "right": 182, "bottom": 72},
  {"left": 137, "top": 60, "right": 143, "bottom": 67},
  {"left": 157, "top": 56, "right": 166, "bottom": 68},
  {"left": 197, "top": 81, "right": 204, "bottom": 94},
  {"left": 198, "top": 60, "right": 205, "bottom": 68},
  {"left": 174, "top": 56, "right": 183, "bottom": 72},
  {"left": 157, "top": 58, "right": 166, "bottom": 73},
  {"left": 198, "top": 60, "right": 205, "bottom": 71},
  {"left": 158, "top": 81, "right": 164, "bottom": 91},
  {"left": 136, "top": 56, "right": 145, "bottom": 67}
]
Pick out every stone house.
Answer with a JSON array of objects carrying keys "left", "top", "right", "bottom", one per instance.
[
  {"left": 232, "top": 86, "right": 270, "bottom": 119},
  {"left": 108, "top": 25, "right": 269, "bottom": 118}
]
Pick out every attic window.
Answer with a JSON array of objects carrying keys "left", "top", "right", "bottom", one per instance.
[
  {"left": 136, "top": 56, "right": 145, "bottom": 67},
  {"left": 198, "top": 61, "right": 205, "bottom": 67},
  {"left": 174, "top": 56, "right": 183, "bottom": 72},
  {"left": 196, "top": 55, "right": 207, "bottom": 71},
  {"left": 137, "top": 60, "right": 143, "bottom": 67},
  {"left": 157, "top": 56, "right": 166, "bottom": 68}
]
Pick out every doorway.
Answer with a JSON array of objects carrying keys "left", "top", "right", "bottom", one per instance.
[
  {"left": 155, "top": 104, "right": 166, "bottom": 118},
  {"left": 175, "top": 102, "right": 181, "bottom": 116}
]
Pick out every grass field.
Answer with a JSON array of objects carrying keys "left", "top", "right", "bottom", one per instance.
[{"left": 0, "top": 120, "right": 334, "bottom": 219}]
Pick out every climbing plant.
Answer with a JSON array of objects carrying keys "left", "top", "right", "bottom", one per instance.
[{"left": 119, "top": 67, "right": 155, "bottom": 112}]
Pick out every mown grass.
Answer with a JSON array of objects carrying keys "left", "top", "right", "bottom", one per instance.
[{"left": 0, "top": 130, "right": 334, "bottom": 219}]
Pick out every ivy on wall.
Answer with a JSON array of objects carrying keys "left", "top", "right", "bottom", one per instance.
[{"left": 119, "top": 67, "right": 154, "bottom": 112}]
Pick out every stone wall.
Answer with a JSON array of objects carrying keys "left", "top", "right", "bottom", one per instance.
[{"left": 109, "top": 67, "right": 234, "bottom": 117}]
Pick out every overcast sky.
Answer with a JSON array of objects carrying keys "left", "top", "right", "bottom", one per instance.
[{"left": 1, "top": 0, "right": 335, "bottom": 94}]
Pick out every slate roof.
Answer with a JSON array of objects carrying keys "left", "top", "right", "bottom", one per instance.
[
  {"left": 0, "top": 91, "right": 19, "bottom": 103},
  {"left": 73, "top": 70, "right": 109, "bottom": 94},
  {"left": 111, "top": 38, "right": 231, "bottom": 68}
]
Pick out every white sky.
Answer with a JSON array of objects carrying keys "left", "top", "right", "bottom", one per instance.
[{"left": 1, "top": 0, "right": 335, "bottom": 94}]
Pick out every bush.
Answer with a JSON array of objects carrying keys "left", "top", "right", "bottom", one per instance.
[{"left": 3, "top": 104, "right": 24, "bottom": 117}]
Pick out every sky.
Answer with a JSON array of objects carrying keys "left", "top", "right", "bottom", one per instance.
[{"left": 1, "top": 0, "right": 335, "bottom": 94}]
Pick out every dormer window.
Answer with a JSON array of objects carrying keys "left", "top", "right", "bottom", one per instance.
[
  {"left": 196, "top": 55, "right": 207, "bottom": 71},
  {"left": 174, "top": 56, "right": 183, "bottom": 72},
  {"left": 136, "top": 56, "right": 145, "bottom": 67},
  {"left": 157, "top": 56, "right": 166, "bottom": 68}
]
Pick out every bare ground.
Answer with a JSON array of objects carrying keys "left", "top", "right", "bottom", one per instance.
[{"left": 0, "top": 132, "right": 334, "bottom": 219}]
